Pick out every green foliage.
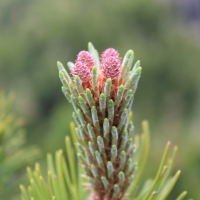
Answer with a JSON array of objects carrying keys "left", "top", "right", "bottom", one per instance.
[
  {"left": 129, "top": 121, "right": 186, "bottom": 200},
  {"left": 0, "top": 92, "right": 39, "bottom": 200},
  {"left": 20, "top": 123, "right": 87, "bottom": 200},
  {"left": 20, "top": 121, "right": 187, "bottom": 200}
]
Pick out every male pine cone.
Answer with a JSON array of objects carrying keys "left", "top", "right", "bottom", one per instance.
[{"left": 58, "top": 43, "right": 142, "bottom": 200}]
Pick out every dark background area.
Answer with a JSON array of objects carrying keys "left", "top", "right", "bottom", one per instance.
[{"left": 0, "top": 0, "right": 200, "bottom": 198}]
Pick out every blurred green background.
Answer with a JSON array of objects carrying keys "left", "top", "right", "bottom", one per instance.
[{"left": 0, "top": 0, "right": 200, "bottom": 199}]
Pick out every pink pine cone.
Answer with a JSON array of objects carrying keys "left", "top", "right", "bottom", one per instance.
[
  {"left": 101, "top": 56, "right": 121, "bottom": 79},
  {"left": 71, "top": 50, "right": 95, "bottom": 82},
  {"left": 101, "top": 48, "right": 121, "bottom": 79},
  {"left": 101, "top": 48, "right": 120, "bottom": 61},
  {"left": 71, "top": 61, "right": 92, "bottom": 82},
  {"left": 76, "top": 51, "right": 95, "bottom": 70}
]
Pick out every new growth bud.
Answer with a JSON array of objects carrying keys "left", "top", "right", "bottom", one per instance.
[
  {"left": 101, "top": 48, "right": 120, "bottom": 60},
  {"left": 101, "top": 48, "right": 121, "bottom": 79},
  {"left": 71, "top": 51, "right": 95, "bottom": 83}
]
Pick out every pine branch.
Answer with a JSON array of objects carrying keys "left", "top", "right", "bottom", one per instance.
[{"left": 56, "top": 43, "right": 188, "bottom": 200}]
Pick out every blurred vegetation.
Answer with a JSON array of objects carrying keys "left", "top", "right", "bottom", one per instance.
[
  {"left": 0, "top": 92, "right": 39, "bottom": 200},
  {"left": 0, "top": 0, "right": 200, "bottom": 199}
]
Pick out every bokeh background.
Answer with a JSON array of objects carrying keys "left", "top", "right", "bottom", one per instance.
[{"left": 0, "top": 0, "right": 200, "bottom": 199}]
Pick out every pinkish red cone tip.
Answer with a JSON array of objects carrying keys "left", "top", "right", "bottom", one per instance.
[
  {"left": 76, "top": 51, "right": 95, "bottom": 70},
  {"left": 72, "top": 48, "right": 121, "bottom": 82},
  {"left": 101, "top": 48, "right": 121, "bottom": 79},
  {"left": 71, "top": 51, "right": 94, "bottom": 83},
  {"left": 71, "top": 61, "right": 92, "bottom": 83},
  {"left": 101, "top": 48, "right": 120, "bottom": 60}
]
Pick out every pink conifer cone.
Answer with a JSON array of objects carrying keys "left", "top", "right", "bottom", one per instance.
[
  {"left": 101, "top": 48, "right": 121, "bottom": 79},
  {"left": 101, "top": 48, "right": 120, "bottom": 60},
  {"left": 71, "top": 51, "right": 95, "bottom": 83},
  {"left": 76, "top": 51, "right": 95, "bottom": 70},
  {"left": 71, "top": 61, "right": 92, "bottom": 83}
]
